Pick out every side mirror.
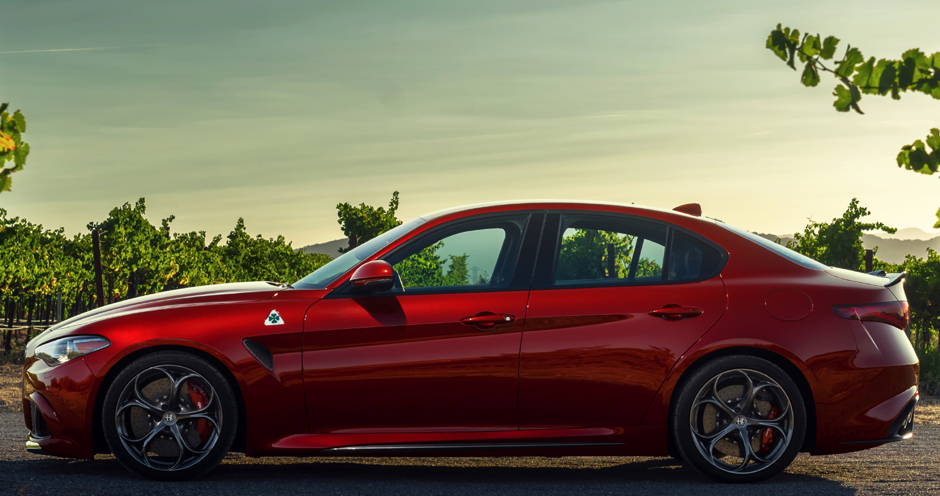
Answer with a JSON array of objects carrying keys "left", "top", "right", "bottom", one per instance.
[{"left": 349, "top": 260, "right": 395, "bottom": 293}]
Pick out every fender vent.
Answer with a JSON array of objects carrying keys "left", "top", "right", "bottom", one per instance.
[{"left": 243, "top": 339, "right": 274, "bottom": 371}]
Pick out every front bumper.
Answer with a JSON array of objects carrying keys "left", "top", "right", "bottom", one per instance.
[{"left": 22, "top": 356, "right": 99, "bottom": 459}]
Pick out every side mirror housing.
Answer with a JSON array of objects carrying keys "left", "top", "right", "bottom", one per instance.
[{"left": 349, "top": 260, "right": 395, "bottom": 293}]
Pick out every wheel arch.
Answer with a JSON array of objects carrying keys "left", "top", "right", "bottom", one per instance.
[
  {"left": 92, "top": 344, "right": 248, "bottom": 455},
  {"left": 665, "top": 346, "right": 817, "bottom": 455}
]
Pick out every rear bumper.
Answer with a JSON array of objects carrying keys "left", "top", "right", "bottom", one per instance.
[{"left": 840, "top": 393, "right": 917, "bottom": 446}]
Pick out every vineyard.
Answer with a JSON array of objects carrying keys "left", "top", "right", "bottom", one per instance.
[{"left": 0, "top": 198, "right": 331, "bottom": 359}]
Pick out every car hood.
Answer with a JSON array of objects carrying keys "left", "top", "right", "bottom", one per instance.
[{"left": 30, "top": 281, "right": 285, "bottom": 347}]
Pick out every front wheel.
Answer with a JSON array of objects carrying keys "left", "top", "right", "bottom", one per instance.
[
  {"left": 102, "top": 351, "right": 238, "bottom": 480},
  {"left": 671, "top": 355, "right": 807, "bottom": 483}
]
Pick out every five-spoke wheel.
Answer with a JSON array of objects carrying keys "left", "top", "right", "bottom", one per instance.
[
  {"left": 103, "top": 352, "right": 237, "bottom": 480},
  {"left": 672, "top": 356, "right": 806, "bottom": 483}
]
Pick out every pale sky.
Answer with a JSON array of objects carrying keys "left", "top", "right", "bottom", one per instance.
[{"left": 2, "top": 0, "right": 938, "bottom": 246}]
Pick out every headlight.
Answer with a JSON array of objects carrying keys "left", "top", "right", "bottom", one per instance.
[{"left": 34, "top": 336, "right": 111, "bottom": 367}]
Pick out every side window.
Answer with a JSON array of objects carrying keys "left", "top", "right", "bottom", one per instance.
[
  {"left": 554, "top": 215, "right": 667, "bottom": 286},
  {"left": 388, "top": 215, "right": 528, "bottom": 291},
  {"left": 667, "top": 231, "right": 723, "bottom": 281}
]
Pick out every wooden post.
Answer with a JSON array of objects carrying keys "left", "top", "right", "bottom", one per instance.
[
  {"left": 865, "top": 249, "right": 873, "bottom": 273},
  {"left": 93, "top": 230, "right": 105, "bottom": 308},
  {"left": 56, "top": 292, "right": 62, "bottom": 323}
]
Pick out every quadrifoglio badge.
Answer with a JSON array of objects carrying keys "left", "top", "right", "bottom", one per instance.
[{"left": 265, "top": 309, "right": 284, "bottom": 326}]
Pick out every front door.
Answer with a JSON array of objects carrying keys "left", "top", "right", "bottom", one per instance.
[
  {"left": 519, "top": 213, "right": 728, "bottom": 429},
  {"left": 303, "top": 213, "right": 538, "bottom": 434}
]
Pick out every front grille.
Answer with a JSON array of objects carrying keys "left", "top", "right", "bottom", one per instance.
[{"left": 30, "top": 402, "right": 49, "bottom": 439}]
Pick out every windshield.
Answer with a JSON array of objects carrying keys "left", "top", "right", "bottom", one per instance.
[
  {"left": 717, "top": 222, "right": 828, "bottom": 270},
  {"left": 293, "top": 218, "right": 426, "bottom": 289}
]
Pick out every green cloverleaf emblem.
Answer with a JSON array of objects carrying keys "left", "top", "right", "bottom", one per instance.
[{"left": 265, "top": 309, "right": 284, "bottom": 326}]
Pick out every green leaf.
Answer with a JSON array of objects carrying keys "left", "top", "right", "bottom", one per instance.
[
  {"left": 904, "top": 48, "right": 930, "bottom": 70},
  {"left": 835, "top": 47, "right": 864, "bottom": 78},
  {"left": 853, "top": 57, "right": 877, "bottom": 91},
  {"left": 833, "top": 85, "right": 853, "bottom": 112},
  {"left": 897, "top": 149, "right": 910, "bottom": 168},
  {"left": 934, "top": 207, "right": 940, "bottom": 229},
  {"left": 13, "top": 141, "right": 29, "bottom": 168},
  {"left": 12, "top": 111, "right": 25, "bottom": 133},
  {"left": 833, "top": 81, "right": 863, "bottom": 114},
  {"left": 766, "top": 26, "right": 789, "bottom": 62},
  {"left": 820, "top": 36, "right": 839, "bottom": 59},
  {"left": 927, "top": 128, "right": 940, "bottom": 152},
  {"left": 0, "top": 172, "right": 10, "bottom": 192},
  {"left": 800, "top": 35, "right": 821, "bottom": 59},
  {"left": 801, "top": 61, "right": 820, "bottom": 87},
  {"left": 874, "top": 59, "right": 898, "bottom": 96}
]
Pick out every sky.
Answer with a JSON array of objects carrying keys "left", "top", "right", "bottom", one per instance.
[{"left": 2, "top": 0, "right": 939, "bottom": 247}]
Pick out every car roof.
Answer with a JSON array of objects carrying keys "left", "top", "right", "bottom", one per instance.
[{"left": 420, "top": 200, "right": 701, "bottom": 221}]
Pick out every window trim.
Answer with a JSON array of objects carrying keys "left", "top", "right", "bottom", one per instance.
[
  {"left": 531, "top": 211, "right": 728, "bottom": 291},
  {"left": 328, "top": 212, "right": 541, "bottom": 298}
]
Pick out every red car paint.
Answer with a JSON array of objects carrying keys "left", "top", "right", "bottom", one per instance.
[{"left": 22, "top": 201, "right": 918, "bottom": 460}]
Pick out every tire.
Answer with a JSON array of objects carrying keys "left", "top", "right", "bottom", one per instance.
[
  {"left": 671, "top": 355, "right": 806, "bottom": 483},
  {"left": 102, "top": 351, "right": 238, "bottom": 481}
]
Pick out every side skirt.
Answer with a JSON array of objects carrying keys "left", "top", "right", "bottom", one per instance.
[{"left": 323, "top": 442, "right": 622, "bottom": 454}]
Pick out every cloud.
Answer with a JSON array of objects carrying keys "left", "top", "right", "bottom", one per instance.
[{"left": 0, "top": 45, "right": 165, "bottom": 54}]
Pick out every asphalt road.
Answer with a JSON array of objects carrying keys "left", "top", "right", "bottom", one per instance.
[{"left": 1, "top": 411, "right": 937, "bottom": 496}]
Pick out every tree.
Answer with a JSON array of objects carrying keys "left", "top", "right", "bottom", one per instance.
[
  {"left": 395, "top": 241, "right": 469, "bottom": 288},
  {"left": 557, "top": 229, "right": 636, "bottom": 280},
  {"left": 785, "top": 198, "right": 896, "bottom": 270},
  {"left": 0, "top": 103, "right": 30, "bottom": 194},
  {"left": 766, "top": 25, "right": 940, "bottom": 227},
  {"left": 336, "top": 191, "right": 402, "bottom": 253}
]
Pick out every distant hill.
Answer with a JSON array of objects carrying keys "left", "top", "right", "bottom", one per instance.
[
  {"left": 300, "top": 238, "right": 347, "bottom": 258},
  {"left": 754, "top": 232, "right": 940, "bottom": 265},
  {"left": 881, "top": 227, "right": 940, "bottom": 241},
  {"left": 862, "top": 234, "right": 940, "bottom": 264}
]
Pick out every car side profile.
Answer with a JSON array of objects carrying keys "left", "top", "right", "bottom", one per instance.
[{"left": 22, "top": 201, "right": 918, "bottom": 483}]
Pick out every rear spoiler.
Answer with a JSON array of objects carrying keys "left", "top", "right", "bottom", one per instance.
[{"left": 884, "top": 271, "right": 906, "bottom": 287}]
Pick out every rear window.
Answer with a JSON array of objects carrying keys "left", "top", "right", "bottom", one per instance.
[{"left": 717, "top": 222, "right": 827, "bottom": 270}]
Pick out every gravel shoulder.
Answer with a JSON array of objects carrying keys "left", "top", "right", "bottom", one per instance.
[{"left": 1, "top": 409, "right": 939, "bottom": 496}]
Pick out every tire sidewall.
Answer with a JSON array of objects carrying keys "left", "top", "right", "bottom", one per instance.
[
  {"left": 102, "top": 351, "right": 238, "bottom": 481},
  {"left": 672, "top": 355, "right": 807, "bottom": 483}
]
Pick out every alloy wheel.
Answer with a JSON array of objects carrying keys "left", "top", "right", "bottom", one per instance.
[
  {"left": 113, "top": 364, "right": 222, "bottom": 472},
  {"left": 688, "top": 368, "right": 794, "bottom": 475}
]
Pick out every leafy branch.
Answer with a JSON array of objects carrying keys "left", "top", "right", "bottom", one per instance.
[
  {"left": 0, "top": 102, "right": 30, "bottom": 194},
  {"left": 767, "top": 24, "right": 940, "bottom": 227}
]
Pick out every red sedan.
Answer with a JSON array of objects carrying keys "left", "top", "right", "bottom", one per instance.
[{"left": 22, "top": 201, "right": 918, "bottom": 483}]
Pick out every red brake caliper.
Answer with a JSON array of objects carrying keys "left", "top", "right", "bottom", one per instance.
[
  {"left": 187, "top": 382, "right": 210, "bottom": 443},
  {"left": 760, "top": 406, "right": 779, "bottom": 452}
]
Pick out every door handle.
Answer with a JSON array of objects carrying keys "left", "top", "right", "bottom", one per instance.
[
  {"left": 648, "top": 304, "right": 703, "bottom": 321},
  {"left": 460, "top": 313, "right": 516, "bottom": 329}
]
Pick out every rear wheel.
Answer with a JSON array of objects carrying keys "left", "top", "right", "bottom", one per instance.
[
  {"left": 102, "top": 351, "right": 238, "bottom": 480},
  {"left": 672, "top": 355, "right": 806, "bottom": 483}
]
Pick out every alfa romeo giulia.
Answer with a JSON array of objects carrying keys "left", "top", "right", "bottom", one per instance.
[{"left": 22, "top": 201, "right": 918, "bottom": 483}]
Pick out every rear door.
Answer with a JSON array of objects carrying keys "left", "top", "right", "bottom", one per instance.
[
  {"left": 303, "top": 213, "right": 541, "bottom": 434},
  {"left": 519, "top": 212, "right": 728, "bottom": 429}
]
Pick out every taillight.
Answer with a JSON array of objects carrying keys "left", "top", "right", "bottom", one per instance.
[{"left": 832, "top": 301, "right": 910, "bottom": 330}]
